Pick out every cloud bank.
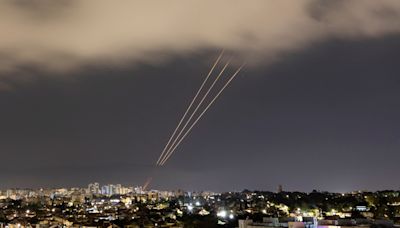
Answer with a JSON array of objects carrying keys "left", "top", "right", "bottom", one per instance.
[{"left": 0, "top": 0, "right": 400, "bottom": 77}]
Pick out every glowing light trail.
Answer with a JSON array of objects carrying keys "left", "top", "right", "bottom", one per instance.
[
  {"left": 143, "top": 177, "right": 153, "bottom": 191},
  {"left": 159, "top": 64, "right": 244, "bottom": 165},
  {"left": 155, "top": 51, "right": 224, "bottom": 165},
  {"left": 157, "top": 59, "right": 231, "bottom": 165}
]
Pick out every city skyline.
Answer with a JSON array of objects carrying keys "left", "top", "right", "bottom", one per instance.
[
  {"left": 1, "top": 1, "right": 400, "bottom": 193},
  {"left": 2, "top": 183, "right": 398, "bottom": 227}
]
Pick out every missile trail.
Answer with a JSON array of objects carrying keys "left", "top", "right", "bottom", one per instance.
[
  {"left": 156, "top": 50, "right": 224, "bottom": 165},
  {"left": 157, "top": 59, "right": 231, "bottom": 166},
  {"left": 159, "top": 64, "right": 244, "bottom": 165},
  {"left": 143, "top": 176, "right": 153, "bottom": 191},
  {"left": 159, "top": 64, "right": 245, "bottom": 165}
]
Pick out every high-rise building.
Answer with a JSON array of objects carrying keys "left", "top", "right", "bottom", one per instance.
[
  {"left": 115, "top": 184, "right": 122, "bottom": 195},
  {"left": 278, "top": 185, "right": 283, "bottom": 193},
  {"left": 88, "top": 182, "right": 100, "bottom": 194},
  {"left": 101, "top": 184, "right": 119, "bottom": 196},
  {"left": 101, "top": 185, "right": 111, "bottom": 195}
]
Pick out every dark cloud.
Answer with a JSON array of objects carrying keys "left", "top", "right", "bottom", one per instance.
[{"left": 1, "top": 0, "right": 400, "bottom": 82}]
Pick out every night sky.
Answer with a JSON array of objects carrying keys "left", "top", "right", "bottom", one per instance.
[{"left": 1, "top": 1, "right": 400, "bottom": 192}]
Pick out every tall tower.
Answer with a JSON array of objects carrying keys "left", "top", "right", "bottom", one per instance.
[{"left": 277, "top": 185, "right": 283, "bottom": 193}]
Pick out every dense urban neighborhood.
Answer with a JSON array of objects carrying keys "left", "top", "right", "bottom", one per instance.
[{"left": 1, "top": 184, "right": 400, "bottom": 227}]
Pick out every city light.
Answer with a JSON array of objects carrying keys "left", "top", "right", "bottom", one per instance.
[
  {"left": 262, "top": 209, "right": 267, "bottom": 214},
  {"left": 1, "top": 0, "right": 399, "bottom": 227},
  {"left": 0, "top": 185, "right": 398, "bottom": 227},
  {"left": 217, "top": 210, "right": 227, "bottom": 218}
]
